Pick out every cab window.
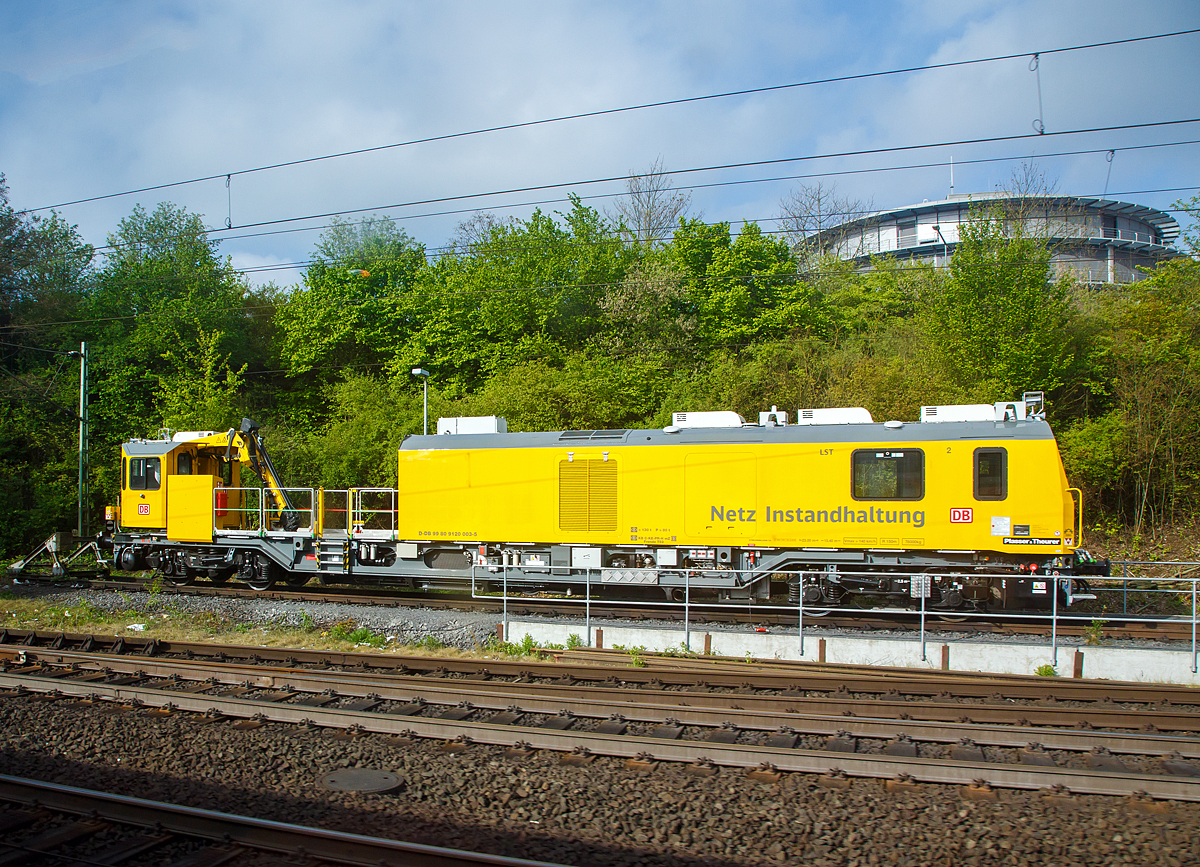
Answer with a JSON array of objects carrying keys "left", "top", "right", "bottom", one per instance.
[
  {"left": 974, "top": 448, "right": 1007, "bottom": 500},
  {"left": 129, "top": 458, "right": 146, "bottom": 490},
  {"left": 852, "top": 450, "right": 924, "bottom": 500},
  {"left": 177, "top": 452, "right": 193, "bottom": 475},
  {"left": 130, "top": 457, "right": 161, "bottom": 491}
]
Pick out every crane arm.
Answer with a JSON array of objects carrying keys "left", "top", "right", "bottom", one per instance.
[{"left": 224, "top": 418, "right": 299, "bottom": 531}]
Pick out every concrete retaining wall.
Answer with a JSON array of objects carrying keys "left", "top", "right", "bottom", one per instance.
[{"left": 503, "top": 619, "right": 1200, "bottom": 687}]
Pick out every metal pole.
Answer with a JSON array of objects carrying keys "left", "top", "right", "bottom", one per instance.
[
  {"left": 920, "top": 576, "right": 927, "bottom": 663},
  {"left": 77, "top": 341, "right": 88, "bottom": 538},
  {"left": 503, "top": 563, "right": 508, "bottom": 644},
  {"left": 585, "top": 569, "right": 591, "bottom": 647},
  {"left": 1192, "top": 578, "right": 1197, "bottom": 675},
  {"left": 1122, "top": 562, "right": 1128, "bottom": 615},
  {"left": 1052, "top": 576, "right": 1059, "bottom": 668},
  {"left": 422, "top": 377, "right": 428, "bottom": 436},
  {"left": 684, "top": 570, "right": 690, "bottom": 651},
  {"left": 797, "top": 574, "right": 804, "bottom": 658}
]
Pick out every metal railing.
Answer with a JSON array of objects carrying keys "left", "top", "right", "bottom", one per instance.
[
  {"left": 215, "top": 487, "right": 261, "bottom": 536},
  {"left": 470, "top": 563, "right": 1200, "bottom": 675},
  {"left": 319, "top": 489, "right": 349, "bottom": 535},
  {"left": 213, "top": 487, "right": 314, "bottom": 537},
  {"left": 351, "top": 488, "right": 396, "bottom": 540}
]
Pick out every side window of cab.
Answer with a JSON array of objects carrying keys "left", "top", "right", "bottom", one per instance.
[
  {"left": 974, "top": 448, "right": 1007, "bottom": 500},
  {"left": 130, "top": 457, "right": 161, "bottom": 491}
]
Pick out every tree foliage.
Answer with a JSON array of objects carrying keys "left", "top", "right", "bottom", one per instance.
[{"left": 3, "top": 172, "right": 1200, "bottom": 555}]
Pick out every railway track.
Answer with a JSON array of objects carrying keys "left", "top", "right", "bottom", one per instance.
[
  {"left": 3, "top": 631, "right": 1199, "bottom": 803},
  {"left": 13, "top": 575, "right": 1200, "bottom": 643},
  {"left": 0, "top": 774, "right": 558, "bottom": 866}
]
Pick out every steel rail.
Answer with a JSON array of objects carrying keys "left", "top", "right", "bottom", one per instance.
[
  {"left": 2, "top": 675, "right": 1197, "bottom": 802},
  {"left": 5, "top": 657, "right": 1200, "bottom": 759},
  {"left": 3, "top": 628, "right": 1197, "bottom": 703},
  {"left": 9, "top": 648, "right": 1200, "bottom": 734},
  {"left": 0, "top": 774, "right": 561, "bottom": 867}
]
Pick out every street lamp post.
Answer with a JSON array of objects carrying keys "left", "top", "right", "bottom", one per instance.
[{"left": 412, "top": 368, "right": 430, "bottom": 435}]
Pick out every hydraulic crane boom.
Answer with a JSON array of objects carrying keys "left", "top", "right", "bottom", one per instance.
[{"left": 225, "top": 418, "right": 299, "bottom": 531}]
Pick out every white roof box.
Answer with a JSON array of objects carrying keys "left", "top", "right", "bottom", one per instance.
[
  {"left": 172, "top": 431, "right": 217, "bottom": 442},
  {"left": 920, "top": 404, "right": 993, "bottom": 423},
  {"left": 795, "top": 407, "right": 874, "bottom": 425},
  {"left": 672, "top": 411, "right": 745, "bottom": 429},
  {"left": 437, "top": 416, "right": 508, "bottom": 435},
  {"left": 921, "top": 400, "right": 1041, "bottom": 423}
]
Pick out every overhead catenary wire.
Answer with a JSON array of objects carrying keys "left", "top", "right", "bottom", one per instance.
[
  {"left": 175, "top": 116, "right": 1200, "bottom": 238},
  {"left": 1, "top": 176, "right": 1194, "bottom": 329},
  {"left": 21, "top": 27, "right": 1200, "bottom": 215},
  {"left": 78, "top": 137, "right": 1200, "bottom": 257}
]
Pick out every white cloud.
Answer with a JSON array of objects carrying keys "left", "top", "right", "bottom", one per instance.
[{"left": 0, "top": 0, "right": 1196, "bottom": 291}]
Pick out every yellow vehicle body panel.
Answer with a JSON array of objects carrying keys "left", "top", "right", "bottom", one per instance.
[
  {"left": 167, "top": 475, "right": 216, "bottom": 542},
  {"left": 120, "top": 450, "right": 167, "bottom": 531},
  {"left": 396, "top": 436, "right": 1073, "bottom": 555},
  {"left": 120, "top": 436, "right": 242, "bottom": 537}
]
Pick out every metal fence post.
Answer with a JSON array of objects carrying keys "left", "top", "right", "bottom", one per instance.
[
  {"left": 1052, "top": 576, "right": 1059, "bottom": 668},
  {"left": 920, "top": 576, "right": 927, "bottom": 663},
  {"left": 684, "top": 570, "right": 690, "bottom": 652},
  {"left": 1192, "top": 578, "right": 1197, "bottom": 675},
  {"left": 1122, "top": 561, "right": 1128, "bottom": 615},
  {"left": 585, "top": 569, "right": 591, "bottom": 647},
  {"left": 503, "top": 564, "right": 508, "bottom": 645},
  {"left": 798, "top": 574, "right": 804, "bottom": 659}
]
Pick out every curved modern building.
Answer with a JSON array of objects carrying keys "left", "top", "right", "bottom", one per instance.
[{"left": 815, "top": 192, "right": 1182, "bottom": 284}]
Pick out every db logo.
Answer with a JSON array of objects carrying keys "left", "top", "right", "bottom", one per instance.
[
  {"left": 137, "top": 504, "right": 150, "bottom": 516},
  {"left": 950, "top": 508, "right": 973, "bottom": 523}
]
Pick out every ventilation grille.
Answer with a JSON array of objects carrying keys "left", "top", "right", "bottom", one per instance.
[
  {"left": 559, "top": 429, "right": 628, "bottom": 441},
  {"left": 559, "top": 460, "right": 617, "bottom": 531}
]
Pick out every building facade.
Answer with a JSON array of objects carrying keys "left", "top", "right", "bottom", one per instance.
[{"left": 816, "top": 192, "right": 1182, "bottom": 284}]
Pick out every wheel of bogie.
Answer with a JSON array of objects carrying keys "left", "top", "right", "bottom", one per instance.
[
  {"left": 285, "top": 572, "right": 310, "bottom": 588},
  {"left": 166, "top": 569, "right": 195, "bottom": 587},
  {"left": 208, "top": 570, "right": 232, "bottom": 586},
  {"left": 245, "top": 561, "right": 280, "bottom": 591}
]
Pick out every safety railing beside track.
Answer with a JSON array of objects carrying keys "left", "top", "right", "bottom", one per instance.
[{"left": 470, "top": 563, "right": 1200, "bottom": 676}]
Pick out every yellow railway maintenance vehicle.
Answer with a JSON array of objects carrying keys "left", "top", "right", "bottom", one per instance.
[{"left": 96, "top": 394, "right": 1107, "bottom": 610}]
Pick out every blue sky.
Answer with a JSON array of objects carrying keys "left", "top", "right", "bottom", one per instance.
[{"left": 1, "top": 0, "right": 1198, "bottom": 286}]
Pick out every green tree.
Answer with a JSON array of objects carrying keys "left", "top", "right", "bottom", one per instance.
[
  {"left": 275, "top": 215, "right": 426, "bottom": 377},
  {"left": 670, "top": 219, "right": 807, "bottom": 349},
  {"left": 85, "top": 203, "right": 251, "bottom": 443},
  {"left": 921, "top": 208, "right": 1072, "bottom": 402},
  {"left": 155, "top": 325, "right": 247, "bottom": 432},
  {"left": 0, "top": 177, "right": 95, "bottom": 555}
]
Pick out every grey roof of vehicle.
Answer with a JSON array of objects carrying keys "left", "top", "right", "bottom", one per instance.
[
  {"left": 122, "top": 440, "right": 179, "bottom": 457},
  {"left": 400, "top": 419, "right": 1054, "bottom": 451}
]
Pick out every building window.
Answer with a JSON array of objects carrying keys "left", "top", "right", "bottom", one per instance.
[
  {"left": 898, "top": 220, "right": 917, "bottom": 247},
  {"left": 852, "top": 450, "right": 924, "bottom": 500}
]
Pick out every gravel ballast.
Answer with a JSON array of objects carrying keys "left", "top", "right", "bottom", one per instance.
[{"left": 2, "top": 696, "right": 1199, "bottom": 866}]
